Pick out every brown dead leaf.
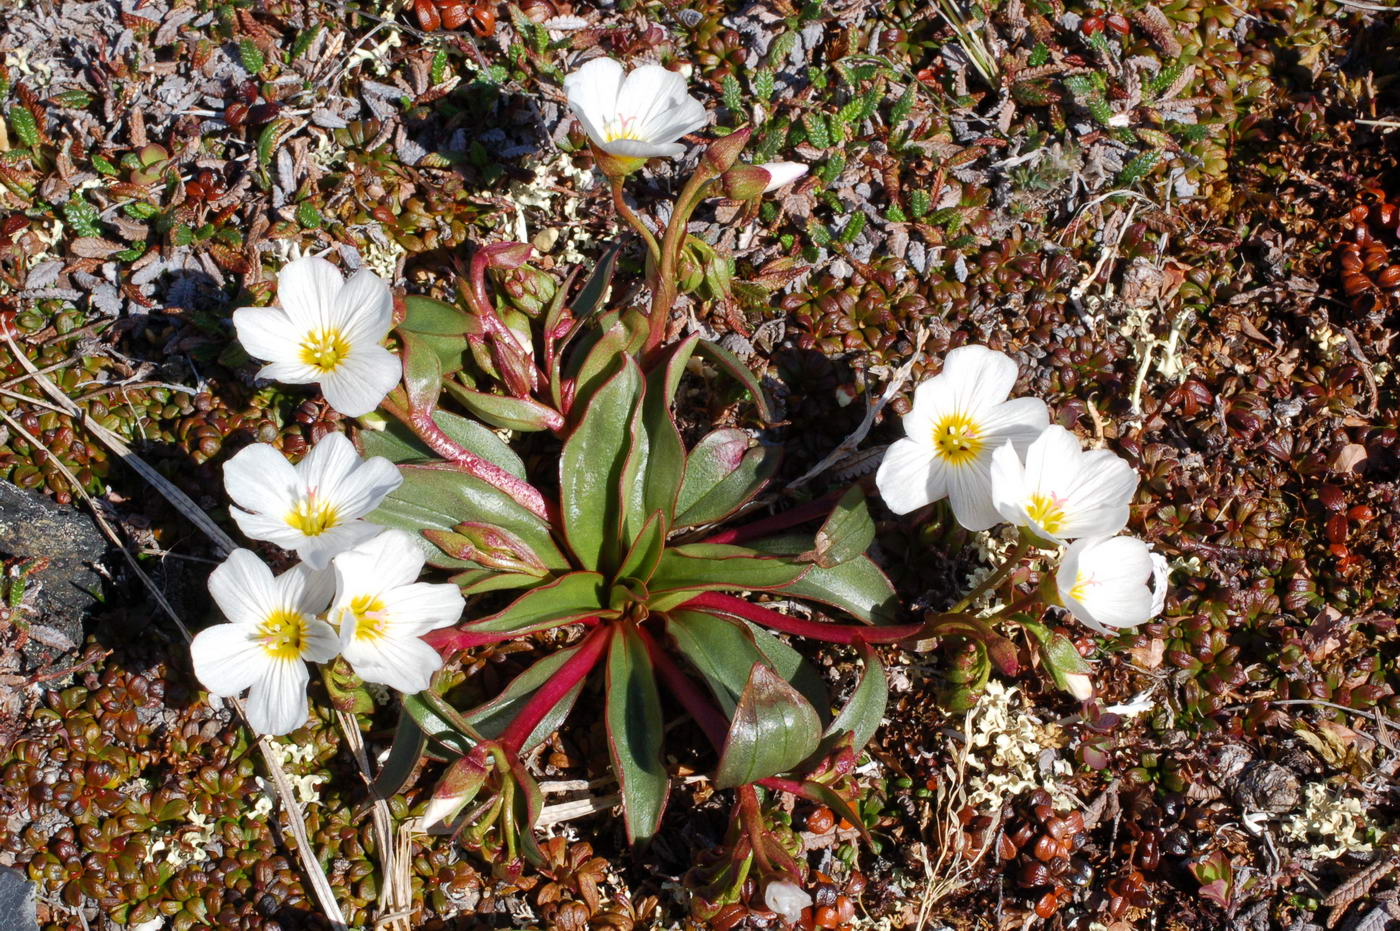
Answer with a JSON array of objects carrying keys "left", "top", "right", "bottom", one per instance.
[{"left": 69, "top": 237, "right": 124, "bottom": 259}]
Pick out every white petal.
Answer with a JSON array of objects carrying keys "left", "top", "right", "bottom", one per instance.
[
  {"left": 761, "top": 161, "right": 807, "bottom": 192},
  {"left": 256, "top": 359, "right": 322, "bottom": 386},
  {"left": 279, "top": 563, "right": 337, "bottom": 616},
  {"left": 276, "top": 255, "right": 344, "bottom": 332},
  {"left": 317, "top": 443, "right": 402, "bottom": 518},
  {"left": 1022, "top": 425, "right": 1081, "bottom": 495},
  {"left": 617, "top": 64, "right": 690, "bottom": 138},
  {"left": 190, "top": 623, "right": 269, "bottom": 697},
  {"left": 1150, "top": 551, "right": 1170, "bottom": 617},
  {"left": 207, "top": 549, "right": 280, "bottom": 627},
  {"left": 380, "top": 582, "right": 464, "bottom": 635},
  {"left": 876, "top": 438, "right": 946, "bottom": 515},
  {"left": 223, "top": 443, "right": 299, "bottom": 517},
  {"left": 243, "top": 659, "right": 311, "bottom": 735},
  {"left": 599, "top": 138, "right": 687, "bottom": 158},
  {"left": 334, "top": 529, "right": 426, "bottom": 594},
  {"left": 234, "top": 306, "right": 303, "bottom": 365},
  {"left": 297, "top": 431, "right": 360, "bottom": 492},
  {"left": 941, "top": 344, "right": 1019, "bottom": 414},
  {"left": 1059, "top": 449, "right": 1137, "bottom": 539},
  {"left": 946, "top": 458, "right": 1002, "bottom": 531},
  {"left": 344, "top": 634, "right": 444, "bottom": 694},
  {"left": 294, "top": 519, "right": 383, "bottom": 570},
  {"left": 229, "top": 506, "right": 307, "bottom": 551},
  {"left": 635, "top": 96, "right": 707, "bottom": 144},
  {"left": 335, "top": 268, "right": 393, "bottom": 347},
  {"left": 908, "top": 375, "right": 957, "bottom": 427},
  {"left": 301, "top": 617, "right": 342, "bottom": 663},
  {"left": 989, "top": 440, "right": 1030, "bottom": 526},
  {"left": 978, "top": 397, "right": 1050, "bottom": 449},
  {"left": 317, "top": 346, "right": 401, "bottom": 417},
  {"left": 564, "top": 57, "right": 625, "bottom": 144}
]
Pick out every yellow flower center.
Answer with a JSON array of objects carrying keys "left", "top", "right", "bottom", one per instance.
[
  {"left": 347, "top": 594, "right": 388, "bottom": 642},
  {"left": 258, "top": 609, "right": 310, "bottom": 661},
  {"left": 601, "top": 116, "right": 643, "bottom": 143},
  {"left": 1027, "top": 492, "right": 1068, "bottom": 536},
  {"left": 285, "top": 491, "right": 339, "bottom": 536},
  {"left": 298, "top": 328, "right": 351, "bottom": 373},
  {"left": 1068, "top": 571, "right": 1095, "bottom": 604},
  {"left": 931, "top": 412, "right": 983, "bottom": 466}
]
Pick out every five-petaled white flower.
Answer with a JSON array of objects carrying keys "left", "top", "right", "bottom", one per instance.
[
  {"left": 191, "top": 549, "right": 339, "bottom": 735},
  {"left": 329, "top": 530, "right": 464, "bottom": 694},
  {"left": 563, "top": 57, "right": 707, "bottom": 161},
  {"left": 223, "top": 431, "right": 402, "bottom": 570},
  {"left": 989, "top": 425, "right": 1139, "bottom": 544},
  {"left": 760, "top": 161, "right": 808, "bottom": 192},
  {"left": 876, "top": 345, "right": 1048, "bottom": 530},
  {"left": 1056, "top": 536, "right": 1169, "bottom": 634},
  {"left": 233, "top": 255, "right": 401, "bottom": 417}
]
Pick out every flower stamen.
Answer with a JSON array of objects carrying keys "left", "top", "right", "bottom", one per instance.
[
  {"left": 1068, "top": 571, "right": 1096, "bottom": 603},
  {"left": 346, "top": 594, "right": 389, "bottom": 641},
  {"left": 285, "top": 490, "right": 339, "bottom": 536},
  {"left": 1027, "top": 492, "right": 1069, "bottom": 536},
  {"left": 931, "top": 412, "right": 983, "bottom": 466},
  {"left": 258, "top": 609, "right": 309, "bottom": 661},
  {"left": 298, "top": 328, "right": 351, "bottom": 373}
]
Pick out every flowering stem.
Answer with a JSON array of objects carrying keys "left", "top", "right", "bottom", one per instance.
[
  {"left": 948, "top": 536, "right": 1032, "bottom": 615},
  {"left": 683, "top": 592, "right": 925, "bottom": 645},
  {"left": 636, "top": 624, "right": 730, "bottom": 749},
  {"left": 736, "top": 784, "right": 775, "bottom": 874},
  {"left": 423, "top": 615, "right": 598, "bottom": 654},
  {"left": 698, "top": 489, "right": 844, "bottom": 546},
  {"left": 496, "top": 625, "right": 611, "bottom": 756},
  {"left": 381, "top": 390, "right": 549, "bottom": 520},
  {"left": 611, "top": 178, "right": 661, "bottom": 266},
  {"left": 646, "top": 165, "right": 720, "bottom": 355}
]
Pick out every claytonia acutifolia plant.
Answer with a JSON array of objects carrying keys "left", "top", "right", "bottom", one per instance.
[
  {"left": 876, "top": 345, "right": 1172, "bottom": 708},
  {"left": 223, "top": 431, "right": 402, "bottom": 570},
  {"left": 329, "top": 529, "right": 465, "bottom": 694},
  {"left": 876, "top": 344, "right": 1049, "bottom": 529},
  {"left": 233, "top": 255, "right": 400, "bottom": 417},
  {"left": 190, "top": 550, "right": 338, "bottom": 735}
]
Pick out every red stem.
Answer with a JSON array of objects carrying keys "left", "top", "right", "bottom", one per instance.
[
  {"left": 699, "top": 489, "right": 845, "bottom": 546},
  {"left": 425, "top": 615, "right": 600, "bottom": 654},
  {"left": 496, "top": 625, "right": 611, "bottom": 755},
  {"left": 757, "top": 776, "right": 806, "bottom": 796},
  {"left": 635, "top": 624, "right": 730, "bottom": 750},
  {"left": 683, "top": 592, "right": 925, "bottom": 645}
]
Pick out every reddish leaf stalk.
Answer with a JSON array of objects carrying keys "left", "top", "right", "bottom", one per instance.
[
  {"left": 757, "top": 776, "right": 807, "bottom": 797},
  {"left": 380, "top": 393, "right": 549, "bottom": 519},
  {"left": 635, "top": 624, "right": 729, "bottom": 749},
  {"left": 683, "top": 592, "right": 924, "bottom": 644},
  {"left": 698, "top": 489, "right": 845, "bottom": 546},
  {"left": 425, "top": 614, "right": 601, "bottom": 654},
  {"left": 496, "top": 625, "right": 612, "bottom": 755}
]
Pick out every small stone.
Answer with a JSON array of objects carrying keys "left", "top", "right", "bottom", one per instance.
[{"left": 0, "top": 867, "right": 38, "bottom": 931}]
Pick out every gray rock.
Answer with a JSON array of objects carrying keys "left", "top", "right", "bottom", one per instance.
[
  {"left": 0, "top": 481, "right": 107, "bottom": 672},
  {"left": 0, "top": 866, "right": 38, "bottom": 931}
]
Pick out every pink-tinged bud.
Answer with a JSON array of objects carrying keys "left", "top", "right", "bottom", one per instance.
[
  {"left": 703, "top": 127, "right": 752, "bottom": 172},
  {"left": 759, "top": 161, "right": 807, "bottom": 192},
  {"left": 422, "top": 750, "right": 491, "bottom": 829},
  {"left": 480, "top": 241, "right": 534, "bottom": 270},
  {"left": 719, "top": 164, "right": 772, "bottom": 201},
  {"left": 763, "top": 880, "right": 812, "bottom": 923},
  {"left": 1064, "top": 672, "right": 1095, "bottom": 701}
]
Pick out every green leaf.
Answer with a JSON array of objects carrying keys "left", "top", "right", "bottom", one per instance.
[
  {"left": 674, "top": 444, "right": 781, "bottom": 529},
  {"left": 443, "top": 381, "right": 561, "bottom": 433},
  {"left": 639, "top": 334, "right": 696, "bottom": 520},
  {"left": 8, "top": 106, "right": 37, "bottom": 148},
  {"left": 238, "top": 38, "right": 265, "bottom": 75},
  {"left": 667, "top": 610, "right": 773, "bottom": 716},
  {"left": 568, "top": 240, "right": 621, "bottom": 322},
  {"left": 355, "top": 410, "right": 526, "bottom": 477},
  {"left": 693, "top": 339, "right": 775, "bottom": 423},
  {"left": 371, "top": 464, "right": 567, "bottom": 571},
  {"left": 91, "top": 154, "right": 118, "bottom": 176},
  {"left": 822, "top": 641, "right": 886, "bottom": 754},
  {"left": 647, "top": 544, "right": 807, "bottom": 609},
  {"left": 812, "top": 485, "right": 875, "bottom": 568},
  {"left": 370, "top": 710, "right": 427, "bottom": 798},
  {"left": 295, "top": 201, "right": 321, "bottom": 228},
  {"left": 616, "top": 510, "right": 667, "bottom": 586},
  {"left": 256, "top": 118, "right": 286, "bottom": 169},
  {"left": 722, "top": 74, "right": 743, "bottom": 112},
  {"left": 62, "top": 196, "right": 101, "bottom": 237},
  {"left": 676, "top": 429, "right": 751, "bottom": 514},
  {"left": 616, "top": 374, "right": 651, "bottom": 544},
  {"left": 465, "top": 646, "right": 587, "bottom": 751},
  {"left": 745, "top": 622, "right": 830, "bottom": 718},
  {"left": 423, "top": 522, "right": 551, "bottom": 578},
  {"left": 291, "top": 23, "right": 321, "bottom": 59},
  {"left": 606, "top": 625, "right": 669, "bottom": 842},
  {"left": 402, "top": 692, "right": 480, "bottom": 754},
  {"left": 402, "top": 295, "right": 478, "bottom": 336},
  {"left": 569, "top": 320, "right": 642, "bottom": 411},
  {"left": 753, "top": 68, "right": 775, "bottom": 103},
  {"left": 458, "top": 571, "right": 609, "bottom": 637},
  {"left": 560, "top": 358, "right": 641, "bottom": 572},
  {"left": 714, "top": 663, "right": 822, "bottom": 788},
  {"left": 400, "top": 331, "right": 443, "bottom": 415},
  {"left": 750, "top": 535, "right": 898, "bottom": 624}
]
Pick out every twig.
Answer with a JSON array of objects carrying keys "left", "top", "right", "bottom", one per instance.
[
  {"left": 1331, "top": 0, "right": 1398, "bottom": 12},
  {"left": 0, "top": 405, "right": 349, "bottom": 930}
]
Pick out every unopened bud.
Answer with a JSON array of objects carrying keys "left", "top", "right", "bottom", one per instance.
[
  {"left": 1064, "top": 672, "right": 1095, "bottom": 701},
  {"left": 719, "top": 164, "right": 772, "bottom": 201},
  {"left": 763, "top": 880, "right": 812, "bottom": 923},
  {"left": 758, "top": 161, "right": 807, "bottom": 192},
  {"left": 422, "top": 750, "right": 490, "bottom": 829},
  {"left": 480, "top": 241, "right": 534, "bottom": 270},
  {"left": 703, "top": 126, "right": 752, "bottom": 172},
  {"left": 493, "top": 264, "right": 558, "bottom": 317}
]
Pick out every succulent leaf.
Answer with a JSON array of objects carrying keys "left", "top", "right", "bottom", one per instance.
[
  {"left": 560, "top": 357, "right": 643, "bottom": 572},
  {"left": 714, "top": 663, "right": 822, "bottom": 788},
  {"left": 605, "top": 625, "right": 670, "bottom": 842}
]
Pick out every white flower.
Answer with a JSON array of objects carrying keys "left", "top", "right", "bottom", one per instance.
[
  {"left": 763, "top": 879, "right": 812, "bottom": 924},
  {"left": 233, "top": 255, "right": 401, "bottom": 417},
  {"left": 760, "top": 161, "right": 807, "bottom": 192},
  {"left": 224, "top": 432, "right": 402, "bottom": 570},
  {"left": 1056, "top": 536, "right": 1169, "bottom": 634},
  {"left": 329, "top": 530, "right": 464, "bottom": 694},
  {"left": 876, "top": 345, "right": 1048, "bottom": 529},
  {"left": 989, "top": 425, "right": 1139, "bottom": 543},
  {"left": 190, "top": 550, "right": 339, "bottom": 735},
  {"left": 563, "top": 57, "right": 707, "bottom": 159}
]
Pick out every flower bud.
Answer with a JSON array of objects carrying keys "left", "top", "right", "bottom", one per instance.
[
  {"left": 493, "top": 264, "right": 558, "bottom": 317},
  {"left": 703, "top": 126, "right": 752, "bottom": 172},
  {"left": 719, "top": 164, "right": 773, "bottom": 201},
  {"left": 759, "top": 161, "right": 807, "bottom": 192},
  {"left": 763, "top": 879, "right": 812, "bottom": 923},
  {"left": 422, "top": 749, "right": 491, "bottom": 829},
  {"left": 480, "top": 241, "right": 534, "bottom": 270},
  {"left": 590, "top": 143, "right": 647, "bottom": 179},
  {"left": 1063, "top": 672, "right": 1094, "bottom": 701}
]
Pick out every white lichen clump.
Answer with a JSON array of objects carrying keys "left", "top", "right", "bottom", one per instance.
[
  {"left": 964, "top": 680, "right": 1073, "bottom": 812},
  {"left": 508, "top": 152, "right": 598, "bottom": 265},
  {"left": 1283, "top": 782, "right": 1373, "bottom": 859}
]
